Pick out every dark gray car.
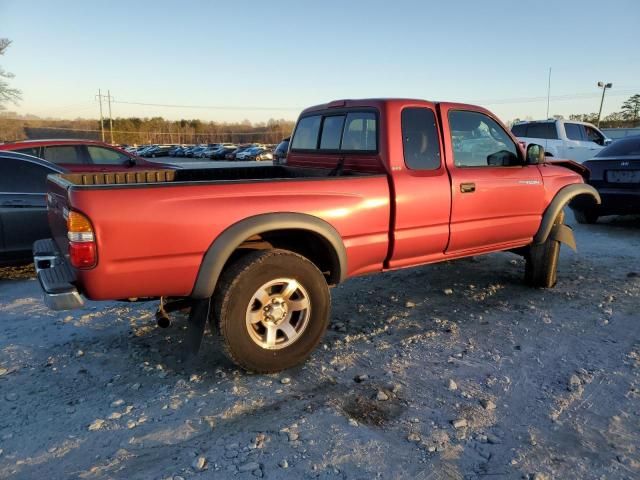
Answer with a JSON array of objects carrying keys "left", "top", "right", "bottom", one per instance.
[{"left": 0, "top": 151, "right": 65, "bottom": 264}]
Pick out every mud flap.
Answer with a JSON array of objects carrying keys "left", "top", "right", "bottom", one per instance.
[
  {"left": 183, "top": 297, "right": 211, "bottom": 359},
  {"left": 550, "top": 223, "right": 576, "bottom": 251}
]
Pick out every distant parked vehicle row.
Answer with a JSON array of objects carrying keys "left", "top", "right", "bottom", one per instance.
[{"left": 127, "top": 140, "right": 289, "bottom": 163}]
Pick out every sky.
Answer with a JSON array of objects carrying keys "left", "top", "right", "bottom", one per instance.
[{"left": 1, "top": 0, "right": 639, "bottom": 124}]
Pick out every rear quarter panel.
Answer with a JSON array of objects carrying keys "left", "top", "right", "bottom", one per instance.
[{"left": 69, "top": 176, "right": 390, "bottom": 300}]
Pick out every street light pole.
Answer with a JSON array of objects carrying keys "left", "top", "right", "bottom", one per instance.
[{"left": 597, "top": 81, "right": 612, "bottom": 128}]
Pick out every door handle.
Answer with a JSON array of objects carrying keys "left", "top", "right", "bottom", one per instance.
[{"left": 460, "top": 182, "right": 476, "bottom": 193}]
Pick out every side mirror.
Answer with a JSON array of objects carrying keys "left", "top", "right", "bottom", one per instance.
[
  {"left": 604, "top": 138, "right": 613, "bottom": 146},
  {"left": 127, "top": 157, "right": 136, "bottom": 166},
  {"left": 526, "top": 143, "right": 545, "bottom": 165}
]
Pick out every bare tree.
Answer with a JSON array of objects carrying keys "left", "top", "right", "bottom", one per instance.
[
  {"left": 621, "top": 94, "right": 640, "bottom": 124},
  {"left": 0, "top": 38, "right": 22, "bottom": 110}
]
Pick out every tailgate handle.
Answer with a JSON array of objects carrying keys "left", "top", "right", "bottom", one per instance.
[{"left": 460, "top": 182, "right": 476, "bottom": 193}]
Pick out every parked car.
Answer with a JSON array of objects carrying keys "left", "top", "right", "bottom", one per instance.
[
  {"left": 168, "top": 146, "right": 184, "bottom": 157},
  {"left": 236, "top": 146, "right": 264, "bottom": 160},
  {"left": 33, "top": 98, "right": 600, "bottom": 373},
  {"left": 211, "top": 145, "right": 238, "bottom": 160},
  {"left": 0, "top": 139, "right": 159, "bottom": 172},
  {"left": 198, "top": 145, "right": 222, "bottom": 159},
  {"left": 135, "top": 145, "right": 156, "bottom": 156},
  {"left": 570, "top": 135, "right": 640, "bottom": 223},
  {"left": 511, "top": 119, "right": 612, "bottom": 163},
  {"left": 186, "top": 146, "right": 208, "bottom": 158},
  {"left": 148, "top": 145, "right": 175, "bottom": 158},
  {"left": 0, "top": 151, "right": 65, "bottom": 264},
  {"left": 175, "top": 146, "right": 189, "bottom": 157},
  {"left": 248, "top": 148, "right": 273, "bottom": 161},
  {"left": 224, "top": 145, "right": 254, "bottom": 160},
  {"left": 273, "top": 137, "right": 290, "bottom": 165}
]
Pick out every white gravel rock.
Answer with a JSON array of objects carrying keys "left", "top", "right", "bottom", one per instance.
[
  {"left": 88, "top": 419, "right": 105, "bottom": 431},
  {"left": 452, "top": 418, "right": 467, "bottom": 429},
  {"left": 191, "top": 456, "right": 207, "bottom": 471},
  {"left": 376, "top": 390, "right": 389, "bottom": 401}
]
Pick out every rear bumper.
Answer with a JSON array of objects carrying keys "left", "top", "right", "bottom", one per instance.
[{"left": 33, "top": 238, "right": 84, "bottom": 310}]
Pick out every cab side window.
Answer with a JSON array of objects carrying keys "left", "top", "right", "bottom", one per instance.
[
  {"left": 42, "top": 146, "right": 84, "bottom": 165},
  {"left": 401, "top": 107, "right": 441, "bottom": 170},
  {"left": 584, "top": 125, "right": 604, "bottom": 146},
  {"left": 565, "top": 123, "right": 584, "bottom": 141},
  {"left": 87, "top": 146, "right": 130, "bottom": 165},
  {"left": 449, "top": 111, "right": 520, "bottom": 167}
]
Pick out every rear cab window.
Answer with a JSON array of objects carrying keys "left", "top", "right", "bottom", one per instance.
[
  {"left": 291, "top": 116, "right": 321, "bottom": 150},
  {"left": 291, "top": 110, "right": 378, "bottom": 153}
]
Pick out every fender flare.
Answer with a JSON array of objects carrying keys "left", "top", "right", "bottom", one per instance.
[
  {"left": 190, "top": 213, "right": 348, "bottom": 299},
  {"left": 533, "top": 183, "right": 601, "bottom": 244}
]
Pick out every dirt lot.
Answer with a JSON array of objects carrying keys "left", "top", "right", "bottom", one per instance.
[{"left": 1, "top": 213, "right": 639, "bottom": 480}]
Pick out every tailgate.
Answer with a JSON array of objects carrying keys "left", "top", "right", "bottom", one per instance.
[{"left": 46, "top": 174, "right": 72, "bottom": 254}]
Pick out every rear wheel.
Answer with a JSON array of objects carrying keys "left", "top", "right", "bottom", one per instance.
[
  {"left": 525, "top": 211, "right": 565, "bottom": 288},
  {"left": 214, "top": 249, "right": 330, "bottom": 373},
  {"left": 573, "top": 208, "right": 599, "bottom": 224}
]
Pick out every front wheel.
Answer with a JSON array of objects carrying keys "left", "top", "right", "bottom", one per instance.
[
  {"left": 214, "top": 249, "right": 330, "bottom": 373},
  {"left": 525, "top": 211, "right": 565, "bottom": 288}
]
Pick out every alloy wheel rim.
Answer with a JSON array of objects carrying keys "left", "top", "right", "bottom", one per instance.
[{"left": 245, "top": 278, "right": 311, "bottom": 350}]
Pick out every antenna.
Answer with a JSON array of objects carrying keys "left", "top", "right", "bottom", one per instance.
[{"left": 546, "top": 67, "right": 552, "bottom": 119}]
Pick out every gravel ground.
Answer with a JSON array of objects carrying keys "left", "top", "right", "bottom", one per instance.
[{"left": 1, "top": 212, "right": 639, "bottom": 480}]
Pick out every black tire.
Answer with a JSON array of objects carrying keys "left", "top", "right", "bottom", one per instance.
[
  {"left": 213, "top": 249, "right": 330, "bottom": 373},
  {"left": 525, "top": 211, "right": 565, "bottom": 288},
  {"left": 573, "top": 208, "right": 599, "bottom": 224}
]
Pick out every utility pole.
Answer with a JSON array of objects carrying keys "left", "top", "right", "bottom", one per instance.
[
  {"left": 107, "top": 90, "right": 114, "bottom": 144},
  {"left": 97, "top": 89, "right": 105, "bottom": 142},
  {"left": 546, "top": 67, "right": 552, "bottom": 119},
  {"left": 596, "top": 81, "right": 613, "bottom": 127}
]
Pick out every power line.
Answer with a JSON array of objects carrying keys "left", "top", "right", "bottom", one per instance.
[
  {"left": 112, "top": 100, "right": 302, "bottom": 111},
  {"left": 112, "top": 89, "right": 640, "bottom": 111},
  {"left": 477, "top": 89, "right": 639, "bottom": 106}
]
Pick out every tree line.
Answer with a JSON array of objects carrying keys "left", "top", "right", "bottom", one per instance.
[
  {"left": 0, "top": 116, "right": 295, "bottom": 145},
  {"left": 568, "top": 94, "right": 640, "bottom": 127}
]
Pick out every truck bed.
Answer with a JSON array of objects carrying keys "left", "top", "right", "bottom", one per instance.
[
  {"left": 47, "top": 165, "right": 391, "bottom": 300},
  {"left": 54, "top": 165, "right": 372, "bottom": 188}
]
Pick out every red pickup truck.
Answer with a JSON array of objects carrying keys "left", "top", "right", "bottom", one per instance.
[{"left": 34, "top": 99, "right": 600, "bottom": 373}]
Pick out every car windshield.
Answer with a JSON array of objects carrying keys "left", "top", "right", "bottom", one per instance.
[{"left": 595, "top": 136, "right": 640, "bottom": 157}]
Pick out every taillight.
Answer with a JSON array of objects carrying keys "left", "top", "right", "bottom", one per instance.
[{"left": 67, "top": 211, "right": 97, "bottom": 268}]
